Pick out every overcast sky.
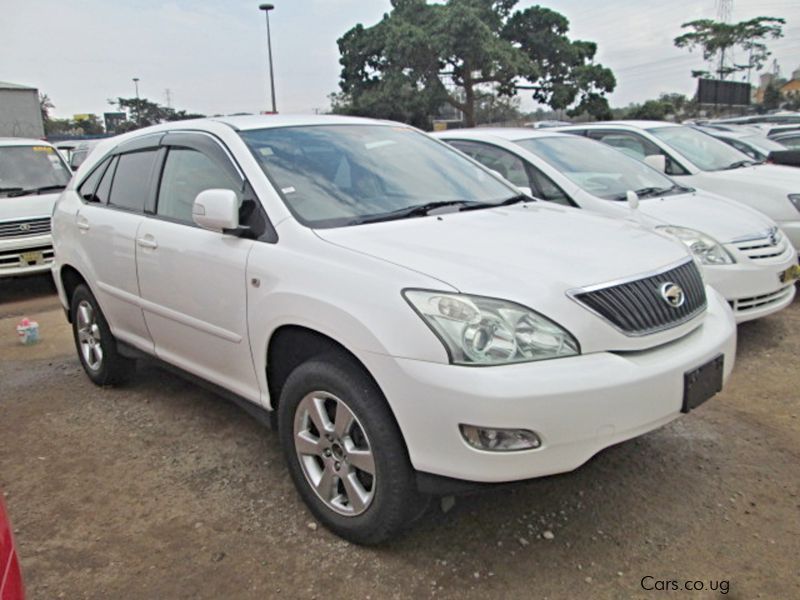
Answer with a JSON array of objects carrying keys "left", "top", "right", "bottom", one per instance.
[{"left": 2, "top": 0, "right": 799, "bottom": 119}]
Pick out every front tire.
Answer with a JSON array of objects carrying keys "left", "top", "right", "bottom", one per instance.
[
  {"left": 278, "top": 355, "right": 424, "bottom": 545},
  {"left": 70, "top": 284, "right": 135, "bottom": 386}
]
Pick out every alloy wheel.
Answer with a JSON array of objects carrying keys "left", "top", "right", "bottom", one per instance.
[
  {"left": 76, "top": 300, "right": 103, "bottom": 371},
  {"left": 293, "top": 391, "right": 376, "bottom": 516}
]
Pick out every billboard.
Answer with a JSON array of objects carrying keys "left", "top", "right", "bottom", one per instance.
[{"left": 696, "top": 79, "right": 751, "bottom": 106}]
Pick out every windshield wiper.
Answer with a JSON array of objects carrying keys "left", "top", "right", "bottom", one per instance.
[
  {"left": 461, "top": 194, "right": 532, "bottom": 211},
  {"left": 0, "top": 186, "right": 24, "bottom": 194},
  {"left": 724, "top": 160, "right": 754, "bottom": 170},
  {"left": 7, "top": 184, "right": 66, "bottom": 197},
  {"left": 350, "top": 200, "right": 474, "bottom": 225}
]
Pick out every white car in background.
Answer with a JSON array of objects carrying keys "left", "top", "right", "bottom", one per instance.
[
  {"left": 435, "top": 129, "right": 799, "bottom": 323},
  {"left": 0, "top": 138, "right": 71, "bottom": 277},
  {"left": 556, "top": 122, "right": 800, "bottom": 255},
  {"left": 52, "top": 115, "right": 736, "bottom": 543}
]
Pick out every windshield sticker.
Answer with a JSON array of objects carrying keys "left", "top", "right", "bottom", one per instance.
[
  {"left": 32, "top": 146, "right": 54, "bottom": 153},
  {"left": 281, "top": 186, "right": 296, "bottom": 194}
]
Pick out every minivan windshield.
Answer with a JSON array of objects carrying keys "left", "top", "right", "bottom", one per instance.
[
  {"left": 514, "top": 135, "right": 682, "bottom": 200},
  {"left": 648, "top": 126, "right": 752, "bottom": 172},
  {"left": 0, "top": 145, "right": 71, "bottom": 197},
  {"left": 240, "top": 125, "right": 519, "bottom": 228}
]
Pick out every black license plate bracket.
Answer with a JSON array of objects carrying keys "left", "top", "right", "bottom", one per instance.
[{"left": 682, "top": 354, "right": 724, "bottom": 413}]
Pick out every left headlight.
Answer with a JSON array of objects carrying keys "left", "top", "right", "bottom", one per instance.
[
  {"left": 789, "top": 194, "right": 800, "bottom": 213},
  {"left": 403, "top": 290, "right": 580, "bottom": 366},
  {"left": 657, "top": 225, "right": 735, "bottom": 265}
]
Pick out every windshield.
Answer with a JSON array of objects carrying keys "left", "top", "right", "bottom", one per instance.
[
  {"left": 648, "top": 126, "right": 750, "bottom": 171},
  {"left": 739, "top": 135, "right": 785, "bottom": 154},
  {"left": 239, "top": 125, "right": 517, "bottom": 228},
  {"left": 0, "top": 145, "right": 71, "bottom": 197},
  {"left": 514, "top": 136, "right": 678, "bottom": 200}
]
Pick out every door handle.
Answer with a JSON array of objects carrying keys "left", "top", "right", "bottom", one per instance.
[
  {"left": 76, "top": 216, "right": 90, "bottom": 231},
  {"left": 136, "top": 236, "right": 158, "bottom": 250}
]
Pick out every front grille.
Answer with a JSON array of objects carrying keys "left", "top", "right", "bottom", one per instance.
[
  {"left": 0, "top": 217, "right": 51, "bottom": 239},
  {"left": 730, "top": 285, "right": 793, "bottom": 312},
  {"left": 571, "top": 260, "right": 707, "bottom": 336},
  {"left": 732, "top": 227, "right": 789, "bottom": 260}
]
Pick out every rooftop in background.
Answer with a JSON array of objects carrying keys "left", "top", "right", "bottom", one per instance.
[{"left": 0, "top": 81, "right": 38, "bottom": 91}]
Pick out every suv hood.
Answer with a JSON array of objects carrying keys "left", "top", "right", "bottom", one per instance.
[
  {"left": 0, "top": 192, "right": 60, "bottom": 222},
  {"left": 316, "top": 203, "right": 696, "bottom": 352},
  {"left": 637, "top": 191, "right": 776, "bottom": 243}
]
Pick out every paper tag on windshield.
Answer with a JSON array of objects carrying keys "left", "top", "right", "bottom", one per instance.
[{"left": 281, "top": 186, "right": 296, "bottom": 194}]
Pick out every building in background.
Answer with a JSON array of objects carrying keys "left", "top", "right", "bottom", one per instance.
[{"left": 0, "top": 81, "right": 45, "bottom": 137}]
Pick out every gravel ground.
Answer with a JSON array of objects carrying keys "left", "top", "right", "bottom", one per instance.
[{"left": 1, "top": 275, "right": 799, "bottom": 599}]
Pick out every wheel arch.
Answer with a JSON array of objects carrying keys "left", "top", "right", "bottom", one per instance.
[{"left": 59, "top": 264, "right": 92, "bottom": 322}]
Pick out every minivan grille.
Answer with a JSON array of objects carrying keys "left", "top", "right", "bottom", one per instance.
[
  {"left": 571, "top": 260, "right": 707, "bottom": 336},
  {"left": 0, "top": 217, "right": 51, "bottom": 239}
]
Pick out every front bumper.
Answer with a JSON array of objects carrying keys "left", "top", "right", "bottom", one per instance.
[
  {"left": 361, "top": 289, "right": 736, "bottom": 484},
  {"left": 0, "top": 234, "right": 55, "bottom": 277},
  {"left": 703, "top": 252, "right": 798, "bottom": 323}
]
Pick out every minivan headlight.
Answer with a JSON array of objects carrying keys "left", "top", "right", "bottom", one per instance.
[
  {"left": 657, "top": 225, "right": 735, "bottom": 265},
  {"left": 403, "top": 290, "right": 580, "bottom": 365}
]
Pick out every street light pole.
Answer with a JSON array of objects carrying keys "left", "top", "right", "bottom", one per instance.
[
  {"left": 132, "top": 77, "right": 141, "bottom": 126},
  {"left": 259, "top": 3, "right": 277, "bottom": 114}
]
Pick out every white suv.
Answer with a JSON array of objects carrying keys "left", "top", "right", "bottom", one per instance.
[
  {"left": 0, "top": 138, "right": 70, "bottom": 277},
  {"left": 52, "top": 116, "right": 736, "bottom": 544}
]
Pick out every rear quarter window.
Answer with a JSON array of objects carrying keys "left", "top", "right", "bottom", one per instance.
[{"left": 108, "top": 150, "right": 159, "bottom": 212}]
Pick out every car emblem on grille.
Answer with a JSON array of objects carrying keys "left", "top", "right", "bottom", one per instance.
[
  {"left": 768, "top": 230, "right": 778, "bottom": 246},
  {"left": 19, "top": 223, "right": 31, "bottom": 232},
  {"left": 659, "top": 282, "right": 685, "bottom": 308}
]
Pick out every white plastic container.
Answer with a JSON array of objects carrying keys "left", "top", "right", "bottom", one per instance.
[{"left": 16, "top": 318, "right": 40, "bottom": 345}]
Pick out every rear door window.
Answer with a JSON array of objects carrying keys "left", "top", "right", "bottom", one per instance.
[{"left": 108, "top": 150, "right": 159, "bottom": 212}]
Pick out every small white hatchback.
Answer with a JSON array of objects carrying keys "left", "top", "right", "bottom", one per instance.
[{"left": 52, "top": 115, "right": 736, "bottom": 543}]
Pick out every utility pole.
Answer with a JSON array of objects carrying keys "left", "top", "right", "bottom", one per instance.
[{"left": 165, "top": 88, "right": 172, "bottom": 109}]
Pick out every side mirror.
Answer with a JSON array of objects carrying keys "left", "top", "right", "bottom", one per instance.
[
  {"left": 626, "top": 190, "right": 640, "bottom": 211},
  {"left": 644, "top": 154, "right": 666, "bottom": 173},
  {"left": 517, "top": 186, "right": 534, "bottom": 197},
  {"left": 192, "top": 189, "right": 239, "bottom": 232}
]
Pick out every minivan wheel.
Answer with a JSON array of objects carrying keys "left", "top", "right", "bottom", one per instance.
[
  {"left": 70, "top": 284, "right": 135, "bottom": 386},
  {"left": 278, "top": 355, "right": 424, "bottom": 545}
]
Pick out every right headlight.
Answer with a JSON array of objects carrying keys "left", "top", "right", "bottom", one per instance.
[
  {"left": 788, "top": 194, "right": 800, "bottom": 212},
  {"left": 656, "top": 225, "right": 735, "bottom": 265},
  {"left": 403, "top": 290, "right": 580, "bottom": 366}
]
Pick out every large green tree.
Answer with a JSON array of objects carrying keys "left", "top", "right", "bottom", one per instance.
[
  {"left": 674, "top": 17, "right": 784, "bottom": 81},
  {"left": 334, "top": 0, "right": 615, "bottom": 128},
  {"left": 108, "top": 97, "right": 205, "bottom": 132}
]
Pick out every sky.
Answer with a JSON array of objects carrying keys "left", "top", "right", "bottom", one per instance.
[{"left": 1, "top": 0, "right": 799, "bottom": 119}]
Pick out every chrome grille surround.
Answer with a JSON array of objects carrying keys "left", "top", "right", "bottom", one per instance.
[
  {"left": 731, "top": 227, "right": 789, "bottom": 261},
  {"left": 0, "top": 217, "right": 51, "bottom": 239},
  {"left": 568, "top": 259, "right": 707, "bottom": 337}
]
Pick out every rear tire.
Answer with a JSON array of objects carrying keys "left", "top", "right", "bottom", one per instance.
[
  {"left": 70, "top": 284, "right": 135, "bottom": 386},
  {"left": 278, "top": 354, "right": 423, "bottom": 545}
]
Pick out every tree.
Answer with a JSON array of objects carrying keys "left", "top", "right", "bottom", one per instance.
[
  {"left": 334, "top": 0, "right": 615, "bottom": 128},
  {"left": 108, "top": 97, "right": 205, "bottom": 132},
  {"left": 674, "top": 17, "right": 784, "bottom": 81}
]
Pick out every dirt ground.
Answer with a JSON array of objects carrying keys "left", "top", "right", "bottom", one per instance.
[{"left": 1, "top": 275, "right": 798, "bottom": 599}]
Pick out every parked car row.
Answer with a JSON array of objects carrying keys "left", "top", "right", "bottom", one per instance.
[
  {"left": 434, "top": 127, "right": 798, "bottom": 322},
  {"left": 1, "top": 114, "right": 797, "bottom": 545}
]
